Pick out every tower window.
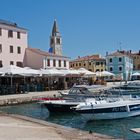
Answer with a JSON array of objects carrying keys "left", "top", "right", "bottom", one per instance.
[
  {"left": 51, "top": 38, "right": 54, "bottom": 44},
  {"left": 8, "top": 30, "right": 13, "bottom": 38},
  {"left": 56, "top": 38, "right": 60, "bottom": 44}
]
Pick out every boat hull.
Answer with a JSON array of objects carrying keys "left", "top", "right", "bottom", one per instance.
[
  {"left": 80, "top": 110, "right": 140, "bottom": 120},
  {"left": 42, "top": 102, "right": 78, "bottom": 112},
  {"left": 75, "top": 101, "right": 140, "bottom": 120}
]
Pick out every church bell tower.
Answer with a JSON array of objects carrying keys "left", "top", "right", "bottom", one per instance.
[{"left": 49, "top": 20, "right": 62, "bottom": 56}]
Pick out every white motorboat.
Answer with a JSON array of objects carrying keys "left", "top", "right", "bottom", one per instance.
[
  {"left": 38, "top": 97, "right": 86, "bottom": 112},
  {"left": 73, "top": 96, "right": 140, "bottom": 120},
  {"left": 59, "top": 85, "right": 101, "bottom": 99},
  {"left": 108, "top": 81, "right": 140, "bottom": 95}
]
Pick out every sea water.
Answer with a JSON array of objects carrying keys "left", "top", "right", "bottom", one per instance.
[{"left": 0, "top": 103, "right": 140, "bottom": 139}]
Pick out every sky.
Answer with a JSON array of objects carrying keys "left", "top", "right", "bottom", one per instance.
[{"left": 1, "top": 0, "right": 140, "bottom": 59}]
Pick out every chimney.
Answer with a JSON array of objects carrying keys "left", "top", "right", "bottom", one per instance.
[{"left": 130, "top": 50, "right": 132, "bottom": 54}]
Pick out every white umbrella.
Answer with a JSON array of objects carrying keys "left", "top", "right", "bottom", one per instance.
[
  {"left": 0, "top": 65, "right": 27, "bottom": 75},
  {"left": 23, "top": 67, "right": 40, "bottom": 76},
  {"left": 41, "top": 68, "right": 64, "bottom": 76},
  {"left": 96, "top": 71, "right": 115, "bottom": 77},
  {"left": 78, "top": 68, "right": 96, "bottom": 77},
  {"left": 101, "top": 71, "right": 115, "bottom": 76},
  {"left": 59, "top": 68, "right": 80, "bottom": 76},
  {"left": 132, "top": 72, "right": 140, "bottom": 76}
]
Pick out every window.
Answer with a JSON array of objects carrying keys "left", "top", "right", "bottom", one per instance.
[
  {"left": 64, "top": 60, "right": 66, "bottom": 67},
  {"left": 17, "top": 32, "right": 20, "bottom": 39},
  {"left": 79, "top": 63, "right": 81, "bottom": 66},
  {"left": 0, "top": 44, "right": 2, "bottom": 53},
  {"left": 96, "top": 69, "right": 100, "bottom": 72},
  {"left": 110, "top": 67, "right": 113, "bottom": 71},
  {"left": 109, "top": 58, "right": 112, "bottom": 63},
  {"left": 10, "top": 61, "right": 14, "bottom": 65},
  {"left": 84, "top": 63, "right": 86, "bottom": 66},
  {"left": 119, "top": 57, "right": 122, "bottom": 62},
  {"left": 96, "top": 62, "right": 100, "bottom": 65},
  {"left": 10, "top": 45, "right": 13, "bottom": 53},
  {"left": 17, "top": 46, "right": 21, "bottom": 54},
  {"left": 53, "top": 59, "right": 56, "bottom": 67},
  {"left": 0, "top": 60, "right": 2, "bottom": 67},
  {"left": 59, "top": 60, "right": 61, "bottom": 67},
  {"left": 76, "top": 63, "right": 78, "bottom": 66},
  {"left": 56, "top": 38, "right": 60, "bottom": 44},
  {"left": 119, "top": 66, "right": 122, "bottom": 71},
  {"left": 51, "top": 38, "right": 54, "bottom": 44},
  {"left": 101, "top": 62, "right": 103, "bottom": 65},
  {"left": 0, "top": 28, "right": 1, "bottom": 36},
  {"left": 8, "top": 30, "right": 13, "bottom": 38},
  {"left": 16, "top": 62, "right": 23, "bottom": 67},
  {"left": 47, "top": 59, "right": 50, "bottom": 66},
  {"left": 89, "top": 62, "right": 91, "bottom": 65}
]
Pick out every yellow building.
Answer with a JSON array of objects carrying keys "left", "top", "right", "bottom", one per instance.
[
  {"left": 130, "top": 52, "right": 140, "bottom": 70},
  {"left": 70, "top": 54, "right": 106, "bottom": 72}
]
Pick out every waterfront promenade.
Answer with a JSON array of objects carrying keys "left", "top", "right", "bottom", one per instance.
[
  {"left": 0, "top": 82, "right": 122, "bottom": 140},
  {"left": 0, "top": 81, "right": 122, "bottom": 106},
  {"left": 0, "top": 113, "right": 118, "bottom": 140}
]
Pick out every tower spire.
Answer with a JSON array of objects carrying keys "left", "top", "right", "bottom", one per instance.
[{"left": 52, "top": 19, "right": 60, "bottom": 36}]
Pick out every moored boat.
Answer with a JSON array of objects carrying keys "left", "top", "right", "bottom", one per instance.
[
  {"left": 73, "top": 96, "right": 140, "bottom": 120},
  {"left": 38, "top": 97, "right": 85, "bottom": 112},
  {"left": 107, "top": 81, "right": 140, "bottom": 95}
]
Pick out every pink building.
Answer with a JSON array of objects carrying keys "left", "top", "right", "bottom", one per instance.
[
  {"left": 0, "top": 20, "right": 28, "bottom": 67},
  {"left": 24, "top": 47, "right": 69, "bottom": 69}
]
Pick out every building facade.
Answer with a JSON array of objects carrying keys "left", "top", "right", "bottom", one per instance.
[
  {"left": 24, "top": 48, "right": 69, "bottom": 69},
  {"left": 130, "top": 51, "right": 140, "bottom": 70},
  {"left": 0, "top": 20, "right": 28, "bottom": 67},
  {"left": 70, "top": 54, "right": 106, "bottom": 72},
  {"left": 106, "top": 51, "right": 133, "bottom": 80}
]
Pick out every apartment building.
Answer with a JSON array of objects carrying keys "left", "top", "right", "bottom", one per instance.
[
  {"left": 106, "top": 51, "right": 133, "bottom": 80},
  {"left": 0, "top": 20, "right": 28, "bottom": 67},
  {"left": 70, "top": 54, "right": 106, "bottom": 72}
]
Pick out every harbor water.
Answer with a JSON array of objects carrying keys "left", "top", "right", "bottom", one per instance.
[{"left": 0, "top": 103, "right": 140, "bottom": 139}]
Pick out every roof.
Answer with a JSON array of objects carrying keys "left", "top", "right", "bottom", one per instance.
[
  {"left": 0, "top": 19, "right": 27, "bottom": 31},
  {"left": 52, "top": 19, "right": 60, "bottom": 36},
  {"left": 70, "top": 55, "right": 106, "bottom": 62},
  {"left": 107, "top": 51, "right": 132, "bottom": 58},
  {"left": 26, "top": 48, "right": 69, "bottom": 59}
]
